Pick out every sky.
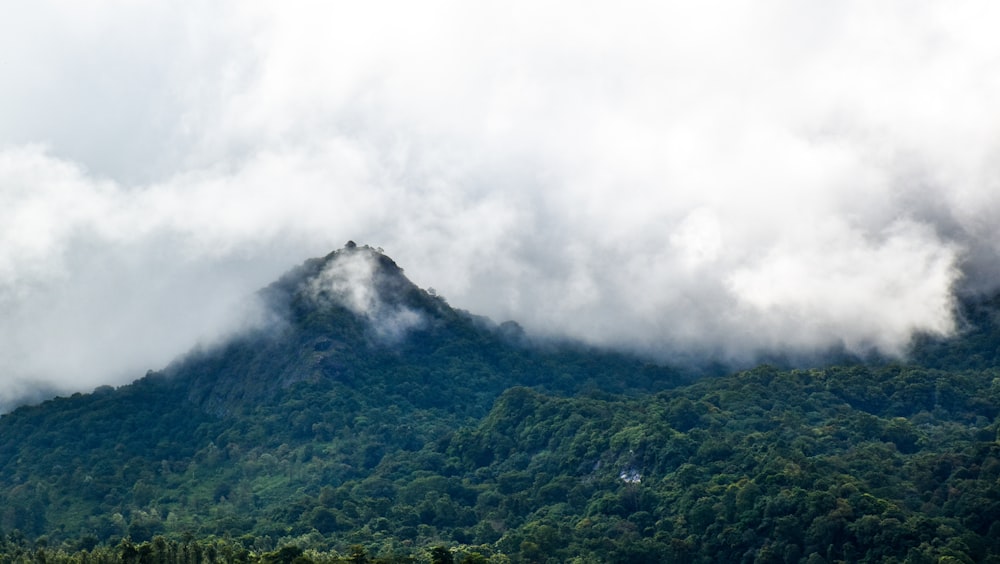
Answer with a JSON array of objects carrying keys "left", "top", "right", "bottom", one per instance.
[{"left": 3, "top": 1, "right": 1000, "bottom": 407}]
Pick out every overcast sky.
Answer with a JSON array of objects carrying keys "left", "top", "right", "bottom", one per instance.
[{"left": 3, "top": 1, "right": 1000, "bottom": 407}]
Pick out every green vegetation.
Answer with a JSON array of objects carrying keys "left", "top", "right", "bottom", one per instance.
[{"left": 2, "top": 247, "right": 1000, "bottom": 562}]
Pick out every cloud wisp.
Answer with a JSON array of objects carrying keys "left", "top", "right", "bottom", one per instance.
[
  {"left": 306, "top": 248, "right": 425, "bottom": 344},
  {"left": 2, "top": 2, "right": 1000, "bottom": 405}
]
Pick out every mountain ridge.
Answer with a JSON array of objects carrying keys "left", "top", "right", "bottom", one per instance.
[{"left": 2, "top": 245, "right": 1000, "bottom": 562}]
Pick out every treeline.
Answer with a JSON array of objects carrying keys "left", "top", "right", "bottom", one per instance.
[
  {"left": 3, "top": 362, "right": 1000, "bottom": 562},
  {"left": 0, "top": 534, "right": 502, "bottom": 563}
]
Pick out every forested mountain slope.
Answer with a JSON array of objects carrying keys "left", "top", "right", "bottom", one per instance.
[{"left": 2, "top": 245, "right": 1000, "bottom": 563}]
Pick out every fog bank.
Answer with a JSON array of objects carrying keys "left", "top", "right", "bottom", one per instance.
[{"left": 3, "top": 2, "right": 1000, "bottom": 405}]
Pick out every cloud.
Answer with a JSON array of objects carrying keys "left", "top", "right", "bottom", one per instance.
[{"left": 2, "top": 1, "right": 1000, "bottom": 404}]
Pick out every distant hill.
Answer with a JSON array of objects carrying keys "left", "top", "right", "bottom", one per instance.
[{"left": 1, "top": 244, "right": 999, "bottom": 563}]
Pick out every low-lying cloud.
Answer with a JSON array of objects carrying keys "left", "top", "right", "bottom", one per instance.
[
  {"left": 2, "top": 1, "right": 1000, "bottom": 407},
  {"left": 307, "top": 249, "right": 424, "bottom": 343}
]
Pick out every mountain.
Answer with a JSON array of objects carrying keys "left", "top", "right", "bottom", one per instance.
[
  {"left": 1, "top": 244, "right": 1000, "bottom": 563},
  {"left": 167, "top": 243, "right": 680, "bottom": 418},
  {"left": 0, "top": 244, "right": 679, "bottom": 557}
]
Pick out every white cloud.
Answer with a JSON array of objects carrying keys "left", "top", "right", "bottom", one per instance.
[
  {"left": 2, "top": 1, "right": 1000, "bottom": 404},
  {"left": 727, "top": 220, "right": 958, "bottom": 354},
  {"left": 307, "top": 248, "right": 424, "bottom": 343}
]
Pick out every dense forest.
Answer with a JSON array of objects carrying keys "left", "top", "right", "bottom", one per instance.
[{"left": 2, "top": 245, "right": 1000, "bottom": 563}]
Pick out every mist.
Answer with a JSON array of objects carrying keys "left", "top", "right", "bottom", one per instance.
[
  {"left": 3, "top": 1, "right": 1000, "bottom": 407},
  {"left": 306, "top": 248, "right": 425, "bottom": 343}
]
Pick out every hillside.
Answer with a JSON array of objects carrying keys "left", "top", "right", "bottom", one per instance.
[{"left": 1, "top": 245, "right": 1000, "bottom": 563}]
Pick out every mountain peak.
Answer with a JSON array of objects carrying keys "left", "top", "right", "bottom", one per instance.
[
  {"left": 175, "top": 244, "right": 451, "bottom": 414},
  {"left": 306, "top": 244, "right": 426, "bottom": 342},
  {"left": 264, "top": 243, "right": 420, "bottom": 315}
]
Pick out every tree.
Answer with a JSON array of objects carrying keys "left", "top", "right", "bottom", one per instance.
[{"left": 430, "top": 546, "right": 455, "bottom": 564}]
